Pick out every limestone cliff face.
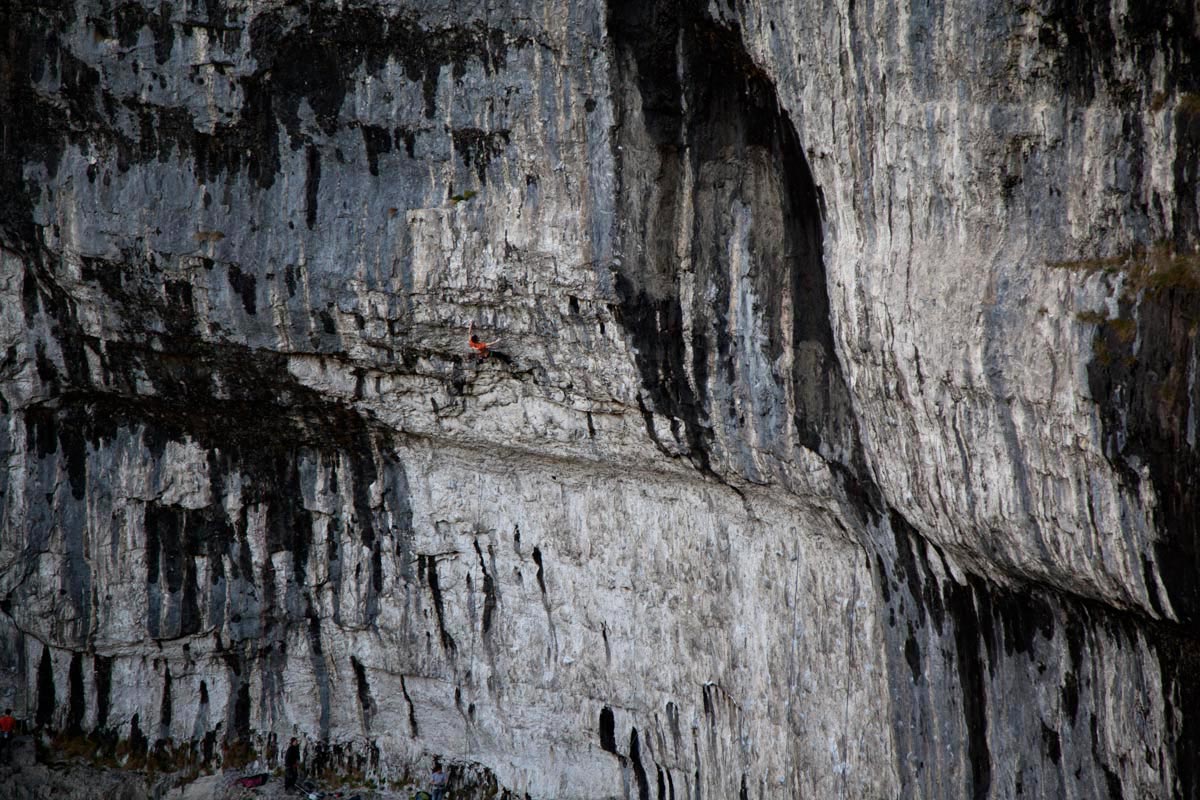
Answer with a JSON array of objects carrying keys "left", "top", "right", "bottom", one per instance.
[{"left": 1, "top": 0, "right": 1198, "bottom": 797}]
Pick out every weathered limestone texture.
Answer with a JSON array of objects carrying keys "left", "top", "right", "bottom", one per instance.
[{"left": 1, "top": 0, "right": 1198, "bottom": 797}]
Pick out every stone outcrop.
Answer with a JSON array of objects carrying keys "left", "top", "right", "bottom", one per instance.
[{"left": 1, "top": 0, "right": 1198, "bottom": 797}]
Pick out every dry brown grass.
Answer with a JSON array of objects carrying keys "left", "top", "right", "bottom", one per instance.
[
  {"left": 1074, "top": 309, "right": 1109, "bottom": 324},
  {"left": 1051, "top": 243, "right": 1200, "bottom": 294},
  {"left": 1108, "top": 317, "right": 1138, "bottom": 343},
  {"left": 221, "top": 739, "right": 258, "bottom": 770},
  {"left": 1178, "top": 92, "right": 1200, "bottom": 118}
]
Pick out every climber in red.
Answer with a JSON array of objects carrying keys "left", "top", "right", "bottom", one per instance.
[
  {"left": 0, "top": 708, "right": 16, "bottom": 765},
  {"left": 467, "top": 321, "right": 501, "bottom": 360}
]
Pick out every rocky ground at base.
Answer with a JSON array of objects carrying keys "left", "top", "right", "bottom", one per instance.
[
  {"left": 162, "top": 773, "right": 418, "bottom": 800},
  {"left": 0, "top": 738, "right": 425, "bottom": 800}
]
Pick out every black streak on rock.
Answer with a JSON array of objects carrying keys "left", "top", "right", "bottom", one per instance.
[
  {"left": 422, "top": 555, "right": 456, "bottom": 658},
  {"left": 159, "top": 665, "right": 173, "bottom": 737},
  {"left": 599, "top": 705, "right": 617, "bottom": 753},
  {"left": 93, "top": 654, "right": 113, "bottom": 730},
  {"left": 1103, "top": 763, "right": 1124, "bottom": 800},
  {"left": 67, "top": 651, "right": 84, "bottom": 734},
  {"left": 451, "top": 128, "right": 510, "bottom": 183},
  {"left": 1041, "top": 723, "right": 1061, "bottom": 765},
  {"left": 1088, "top": 288, "right": 1200, "bottom": 624},
  {"left": 0, "top": 6, "right": 73, "bottom": 251},
  {"left": 904, "top": 626, "right": 922, "bottom": 683},
  {"left": 284, "top": 265, "right": 298, "bottom": 297},
  {"left": 1154, "top": 624, "right": 1200, "bottom": 800},
  {"left": 630, "top": 727, "right": 650, "bottom": 800},
  {"left": 36, "top": 645, "right": 55, "bottom": 727},
  {"left": 248, "top": 6, "right": 518, "bottom": 135},
  {"left": 1061, "top": 671, "right": 1080, "bottom": 725},
  {"left": 400, "top": 675, "right": 419, "bottom": 737},
  {"left": 946, "top": 582, "right": 992, "bottom": 800},
  {"left": 475, "top": 538, "right": 497, "bottom": 636},
  {"left": 889, "top": 510, "right": 946, "bottom": 631},
  {"left": 532, "top": 546, "right": 547, "bottom": 596},
  {"left": 993, "top": 583, "right": 1055, "bottom": 658},
  {"left": 164, "top": 280, "right": 199, "bottom": 335},
  {"left": 233, "top": 683, "right": 251, "bottom": 741},
  {"left": 1174, "top": 96, "right": 1200, "bottom": 247},
  {"left": 305, "top": 602, "right": 332, "bottom": 740},
  {"left": 692, "top": 731, "right": 701, "bottom": 800},
  {"left": 1085, "top": 280, "right": 1200, "bottom": 795},
  {"left": 350, "top": 655, "right": 374, "bottom": 731},
  {"left": 395, "top": 127, "right": 417, "bottom": 158},
  {"left": 113, "top": 1, "right": 174, "bottom": 65},
  {"left": 129, "top": 713, "right": 148, "bottom": 759},
  {"left": 1042, "top": 0, "right": 1197, "bottom": 110},
  {"left": 305, "top": 144, "right": 321, "bottom": 230},
  {"left": 145, "top": 502, "right": 223, "bottom": 639},
  {"left": 361, "top": 124, "right": 392, "bottom": 177},
  {"left": 227, "top": 265, "right": 257, "bottom": 315}
]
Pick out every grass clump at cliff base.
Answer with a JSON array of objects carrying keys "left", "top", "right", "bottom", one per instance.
[{"left": 42, "top": 731, "right": 209, "bottom": 786}]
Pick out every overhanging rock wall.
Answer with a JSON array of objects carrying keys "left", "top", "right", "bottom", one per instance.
[{"left": 1, "top": 0, "right": 1198, "bottom": 798}]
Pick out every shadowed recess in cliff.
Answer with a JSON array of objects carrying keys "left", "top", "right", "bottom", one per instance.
[
  {"left": 35, "top": 645, "right": 54, "bottom": 727},
  {"left": 598, "top": 705, "right": 617, "bottom": 754},
  {"left": 1085, "top": 277, "right": 1200, "bottom": 797},
  {"left": 67, "top": 651, "right": 85, "bottom": 735},
  {"left": 158, "top": 665, "right": 173, "bottom": 741},
  {"left": 1044, "top": 0, "right": 1200, "bottom": 615},
  {"left": 350, "top": 655, "right": 376, "bottom": 731},
  {"left": 93, "top": 654, "right": 113, "bottom": 730},
  {"left": 630, "top": 727, "right": 650, "bottom": 800},
  {"left": 608, "top": 1, "right": 860, "bottom": 481},
  {"left": 874, "top": 506, "right": 1200, "bottom": 798}
]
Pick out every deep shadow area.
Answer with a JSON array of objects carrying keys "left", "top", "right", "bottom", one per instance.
[
  {"left": 1086, "top": 279, "right": 1200, "bottom": 799},
  {"left": 608, "top": 0, "right": 860, "bottom": 479}
]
